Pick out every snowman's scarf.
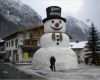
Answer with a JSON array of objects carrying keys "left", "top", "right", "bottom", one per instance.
[{"left": 52, "top": 33, "right": 63, "bottom": 41}]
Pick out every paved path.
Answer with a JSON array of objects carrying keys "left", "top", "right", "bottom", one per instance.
[
  {"left": 16, "top": 64, "right": 100, "bottom": 80},
  {"left": 44, "top": 65, "right": 100, "bottom": 80}
]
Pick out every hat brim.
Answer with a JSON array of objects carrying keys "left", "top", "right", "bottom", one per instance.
[{"left": 43, "top": 16, "right": 66, "bottom": 23}]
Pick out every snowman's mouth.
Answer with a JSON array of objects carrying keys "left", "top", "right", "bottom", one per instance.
[{"left": 51, "top": 26, "right": 63, "bottom": 30}]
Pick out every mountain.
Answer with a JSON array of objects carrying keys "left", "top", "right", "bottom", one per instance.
[
  {"left": 0, "top": 0, "right": 42, "bottom": 38},
  {"left": 0, "top": 14, "right": 19, "bottom": 38},
  {"left": 0, "top": 0, "right": 90, "bottom": 41},
  {"left": 66, "top": 16, "right": 89, "bottom": 41}
]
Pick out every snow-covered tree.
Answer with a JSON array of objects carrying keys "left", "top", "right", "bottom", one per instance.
[{"left": 84, "top": 23, "right": 100, "bottom": 65}]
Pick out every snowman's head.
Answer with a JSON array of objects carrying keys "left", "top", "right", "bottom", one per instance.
[{"left": 44, "top": 19, "right": 66, "bottom": 33}]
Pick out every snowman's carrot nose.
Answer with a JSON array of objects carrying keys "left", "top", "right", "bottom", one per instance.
[{"left": 55, "top": 23, "right": 59, "bottom": 27}]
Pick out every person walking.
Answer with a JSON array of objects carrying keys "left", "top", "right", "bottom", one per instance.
[{"left": 50, "top": 56, "right": 56, "bottom": 72}]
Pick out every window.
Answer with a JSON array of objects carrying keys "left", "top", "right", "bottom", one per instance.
[
  {"left": 6, "top": 42, "right": 8, "bottom": 47},
  {"left": 8, "top": 50, "right": 11, "bottom": 57},
  {"left": 24, "top": 40, "right": 30, "bottom": 45},
  {"left": 8, "top": 41, "right": 10, "bottom": 47},
  {"left": 32, "top": 40, "right": 37, "bottom": 46},
  {"left": 29, "top": 32, "right": 33, "bottom": 38},
  {"left": 11, "top": 40, "right": 14, "bottom": 47},
  {"left": 15, "top": 39, "right": 18, "bottom": 48}
]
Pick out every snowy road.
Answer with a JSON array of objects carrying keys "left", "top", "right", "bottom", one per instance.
[
  {"left": 45, "top": 68, "right": 98, "bottom": 80},
  {"left": 35, "top": 65, "right": 100, "bottom": 80},
  {"left": 17, "top": 64, "right": 100, "bottom": 80}
]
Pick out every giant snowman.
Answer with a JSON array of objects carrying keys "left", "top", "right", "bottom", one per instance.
[{"left": 32, "top": 6, "right": 78, "bottom": 70}]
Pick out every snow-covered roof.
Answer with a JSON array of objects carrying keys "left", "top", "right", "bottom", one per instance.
[{"left": 70, "top": 41, "right": 87, "bottom": 49}]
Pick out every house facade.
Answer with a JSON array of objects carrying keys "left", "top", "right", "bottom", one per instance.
[
  {"left": 4, "top": 26, "right": 44, "bottom": 63},
  {"left": 70, "top": 41, "right": 87, "bottom": 63},
  {"left": 0, "top": 40, "right": 6, "bottom": 62}
]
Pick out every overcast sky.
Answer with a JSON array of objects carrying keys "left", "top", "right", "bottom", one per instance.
[{"left": 21, "top": 0, "right": 100, "bottom": 30}]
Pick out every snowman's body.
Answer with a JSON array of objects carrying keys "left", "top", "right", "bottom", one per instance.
[
  {"left": 40, "top": 33, "right": 70, "bottom": 48},
  {"left": 33, "top": 6, "right": 78, "bottom": 70},
  {"left": 32, "top": 47, "right": 78, "bottom": 70},
  {"left": 32, "top": 18, "right": 78, "bottom": 70}
]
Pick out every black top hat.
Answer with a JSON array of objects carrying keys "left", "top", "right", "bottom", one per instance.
[{"left": 43, "top": 6, "right": 66, "bottom": 23}]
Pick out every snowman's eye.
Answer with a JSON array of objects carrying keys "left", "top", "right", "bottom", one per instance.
[
  {"left": 51, "top": 20, "right": 54, "bottom": 23},
  {"left": 59, "top": 20, "right": 62, "bottom": 24}
]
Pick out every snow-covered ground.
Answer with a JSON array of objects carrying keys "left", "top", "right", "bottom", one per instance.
[{"left": 16, "top": 64, "right": 100, "bottom": 80}]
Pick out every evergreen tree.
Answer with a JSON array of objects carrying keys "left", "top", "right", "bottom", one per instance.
[{"left": 84, "top": 23, "right": 100, "bottom": 65}]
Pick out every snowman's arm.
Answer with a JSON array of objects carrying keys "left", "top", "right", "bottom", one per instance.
[{"left": 66, "top": 32, "right": 72, "bottom": 39}]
